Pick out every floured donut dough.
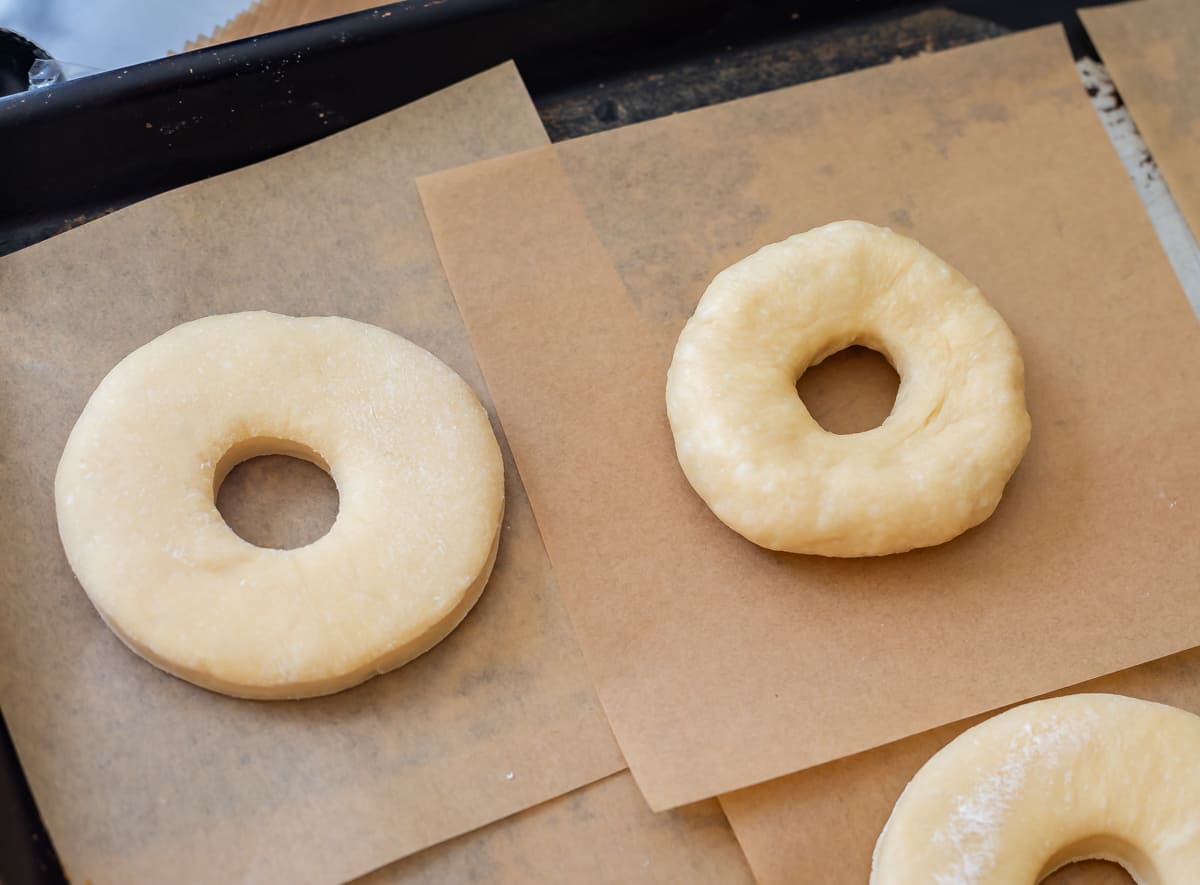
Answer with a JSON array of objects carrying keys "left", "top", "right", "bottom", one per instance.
[
  {"left": 56, "top": 312, "right": 504, "bottom": 699},
  {"left": 872, "top": 693, "right": 1200, "bottom": 884},
  {"left": 666, "top": 221, "right": 1030, "bottom": 556}
]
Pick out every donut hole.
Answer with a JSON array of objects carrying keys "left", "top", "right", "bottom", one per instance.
[
  {"left": 1038, "top": 835, "right": 1150, "bottom": 884},
  {"left": 1039, "top": 860, "right": 1137, "bottom": 884},
  {"left": 215, "top": 438, "right": 339, "bottom": 550},
  {"left": 795, "top": 345, "right": 899, "bottom": 434}
]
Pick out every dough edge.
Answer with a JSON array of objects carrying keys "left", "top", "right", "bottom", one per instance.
[
  {"left": 665, "top": 220, "right": 1031, "bottom": 557},
  {"left": 91, "top": 510, "right": 504, "bottom": 700},
  {"left": 55, "top": 311, "right": 506, "bottom": 700},
  {"left": 870, "top": 693, "right": 1200, "bottom": 885}
]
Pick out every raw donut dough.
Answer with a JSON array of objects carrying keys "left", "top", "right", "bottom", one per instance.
[
  {"left": 871, "top": 694, "right": 1200, "bottom": 884},
  {"left": 665, "top": 220, "right": 1030, "bottom": 556},
  {"left": 56, "top": 312, "right": 505, "bottom": 699}
]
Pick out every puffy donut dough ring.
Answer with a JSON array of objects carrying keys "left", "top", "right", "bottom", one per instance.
[
  {"left": 666, "top": 221, "right": 1030, "bottom": 556},
  {"left": 871, "top": 693, "right": 1200, "bottom": 884},
  {"left": 56, "top": 312, "right": 505, "bottom": 699}
]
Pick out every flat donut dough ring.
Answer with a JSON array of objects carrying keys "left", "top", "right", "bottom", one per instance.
[
  {"left": 666, "top": 220, "right": 1031, "bottom": 557},
  {"left": 871, "top": 693, "right": 1200, "bottom": 884},
  {"left": 56, "top": 312, "right": 505, "bottom": 700}
]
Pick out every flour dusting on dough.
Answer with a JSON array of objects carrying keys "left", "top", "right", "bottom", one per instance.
[{"left": 932, "top": 711, "right": 1099, "bottom": 884}]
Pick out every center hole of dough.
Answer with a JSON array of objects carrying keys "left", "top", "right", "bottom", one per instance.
[
  {"left": 215, "top": 440, "right": 339, "bottom": 550},
  {"left": 1041, "top": 858, "right": 1132, "bottom": 877},
  {"left": 1039, "top": 859, "right": 1136, "bottom": 884},
  {"left": 1037, "top": 834, "right": 1150, "bottom": 884},
  {"left": 795, "top": 346, "right": 899, "bottom": 434}
]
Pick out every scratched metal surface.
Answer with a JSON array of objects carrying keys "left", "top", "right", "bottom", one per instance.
[
  {"left": 1078, "top": 57, "right": 1200, "bottom": 312},
  {"left": 0, "top": 2, "right": 1067, "bottom": 255},
  {"left": 531, "top": 7, "right": 1004, "bottom": 140}
]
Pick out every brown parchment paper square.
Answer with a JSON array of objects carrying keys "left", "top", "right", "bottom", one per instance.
[
  {"left": 719, "top": 647, "right": 1200, "bottom": 884},
  {"left": 360, "top": 770, "right": 753, "bottom": 884},
  {"left": 419, "top": 27, "right": 1200, "bottom": 810},
  {"left": 1082, "top": 0, "right": 1200, "bottom": 243},
  {"left": 0, "top": 64, "right": 624, "bottom": 884}
]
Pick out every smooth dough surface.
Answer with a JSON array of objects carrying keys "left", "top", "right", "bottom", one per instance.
[
  {"left": 56, "top": 311, "right": 505, "bottom": 699},
  {"left": 872, "top": 693, "right": 1200, "bottom": 885},
  {"left": 665, "top": 220, "right": 1030, "bottom": 556}
]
